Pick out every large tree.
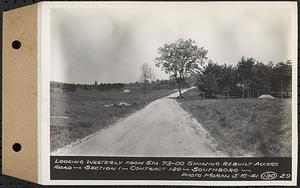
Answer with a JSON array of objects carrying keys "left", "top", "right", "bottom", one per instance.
[{"left": 154, "top": 39, "right": 208, "bottom": 98}]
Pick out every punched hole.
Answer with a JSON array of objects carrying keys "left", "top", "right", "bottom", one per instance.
[
  {"left": 12, "top": 40, "right": 21, "bottom": 49},
  {"left": 12, "top": 143, "right": 22, "bottom": 152}
]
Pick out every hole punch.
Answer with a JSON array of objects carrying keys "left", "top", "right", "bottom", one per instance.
[
  {"left": 12, "top": 40, "right": 21, "bottom": 49},
  {"left": 12, "top": 143, "right": 22, "bottom": 152}
]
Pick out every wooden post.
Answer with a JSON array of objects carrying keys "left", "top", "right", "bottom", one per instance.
[{"left": 281, "top": 79, "right": 283, "bottom": 99}]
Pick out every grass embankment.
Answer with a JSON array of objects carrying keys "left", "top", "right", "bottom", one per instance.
[
  {"left": 178, "top": 89, "right": 292, "bottom": 157},
  {"left": 50, "top": 87, "right": 175, "bottom": 151}
]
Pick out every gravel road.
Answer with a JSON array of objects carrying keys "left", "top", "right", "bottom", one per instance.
[{"left": 53, "top": 88, "right": 224, "bottom": 157}]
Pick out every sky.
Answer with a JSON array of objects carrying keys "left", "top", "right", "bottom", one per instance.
[{"left": 49, "top": 2, "right": 296, "bottom": 84}]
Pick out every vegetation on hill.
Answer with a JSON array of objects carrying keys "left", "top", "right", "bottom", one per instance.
[{"left": 178, "top": 88, "right": 292, "bottom": 157}]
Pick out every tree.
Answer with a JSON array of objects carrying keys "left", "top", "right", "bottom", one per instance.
[
  {"left": 154, "top": 39, "right": 208, "bottom": 98},
  {"left": 271, "top": 61, "right": 292, "bottom": 98},
  {"left": 196, "top": 61, "right": 227, "bottom": 98},
  {"left": 139, "top": 63, "right": 155, "bottom": 103},
  {"left": 236, "top": 57, "right": 256, "bottom": 98},
  {"left": 94, "top": 80, "right": 98, "bottom": 89},
  {"left": 220, "top": 64, "right": 235, "bottom": 98},
  {"left": 197, "top": 72, "right": 219, "bottom": 98},
  {"left": 252, "top": 62, "right": 273, "bottom": 95}
]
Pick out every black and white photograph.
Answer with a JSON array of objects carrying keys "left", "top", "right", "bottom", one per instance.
[{"left": 48, "top": 2, "right": 296, "bottom": 159}]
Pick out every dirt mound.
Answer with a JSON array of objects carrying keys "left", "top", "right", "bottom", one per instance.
[{"left": 258, "top": 94, "right": 274, "bottom": 99}]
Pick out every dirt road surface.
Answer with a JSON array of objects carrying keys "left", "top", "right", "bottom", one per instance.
[{"left": 53, "top": 88, "right": 225, "bottom": 157}]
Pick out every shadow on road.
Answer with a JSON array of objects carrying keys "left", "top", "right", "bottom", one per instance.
[{"left": 165, "top": 96, "right": 182, "bottom": 99}]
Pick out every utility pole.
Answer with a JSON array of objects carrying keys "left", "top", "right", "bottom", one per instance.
[
  {"left": 144, "top": 79, "right": 147, "bottom": 103},
  {"left": 242, "top": 75, "right": 245, "bottom": 99},
  {"left": 280, "top": 79, "right": 283, "bottom": 99}
]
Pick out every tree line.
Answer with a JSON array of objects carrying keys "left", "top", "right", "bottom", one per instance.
[
  {"left": 51, "top": 82, "right": 125, "bottom": 92},
  {"left": 50, "top": 79, "right": 177, "bottom": 92},
  {"left": 196, "top": 58, "right": 292, "bottom": 98}
]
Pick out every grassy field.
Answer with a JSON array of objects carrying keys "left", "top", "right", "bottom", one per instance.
[
  {"left": 50, "top": 87, "right": 176, "bottom": 151},
  {"left": 178, "top": 88, "right": 292, "bottom": 157}
]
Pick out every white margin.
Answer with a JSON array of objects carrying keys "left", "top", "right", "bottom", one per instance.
[{"left": 38, "top": 2, "right": 51, "bottom": 185}]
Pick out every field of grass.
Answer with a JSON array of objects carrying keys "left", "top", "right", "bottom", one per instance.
[
  {"left": 50, "top": 87, "right": 176, "bottom": 151},
  {"left": 178, "top": 88, "right": 292, "bottom": 157}
]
